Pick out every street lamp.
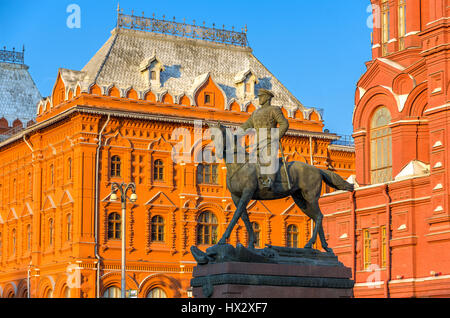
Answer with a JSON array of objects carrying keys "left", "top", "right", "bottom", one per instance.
[{"left": 109, "top": 182, "right": 138, "bottom": 299}]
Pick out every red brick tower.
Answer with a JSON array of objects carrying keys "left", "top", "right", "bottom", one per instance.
[{"left": 320, "top": 0, "right": 450, "bottom": 297}]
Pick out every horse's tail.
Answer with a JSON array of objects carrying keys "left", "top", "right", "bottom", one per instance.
[{"left": 319, "top": 169, "right": 354, "bottom": 192}]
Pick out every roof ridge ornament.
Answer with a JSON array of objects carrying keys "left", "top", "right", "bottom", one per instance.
[
  {"left": 0, "top": 46, "right": 25, "bottom": 64},
  {"left": 116, "top": 11, "right": 249, "bottom": 47}
]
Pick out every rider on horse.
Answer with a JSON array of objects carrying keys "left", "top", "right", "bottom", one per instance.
[{"left": 240, "top": 88, "right": 289, "bottom": 192}]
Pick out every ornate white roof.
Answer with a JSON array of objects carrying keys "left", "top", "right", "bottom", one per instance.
[
  {"left": 55, "top": 26, "right": 319, "bottom": 118},
  {"left": 0, "top": 62, "right": 42, "bottom": 125}
]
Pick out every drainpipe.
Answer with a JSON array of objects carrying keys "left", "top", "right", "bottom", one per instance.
[
  {"left": 94, "top": 115, "right": 111, "bottom": 298},
  {"left": 24, "top": 135, "right": 34, "bottom": 299},
  {"left": 309, "top": 136, "right": 314, "bottom": 241},
  {"left": 382, "top": 184, "right": 391, "bottom": 298},
  {"left": 350, "top": 190, "right": 357, "bottom": 284}
]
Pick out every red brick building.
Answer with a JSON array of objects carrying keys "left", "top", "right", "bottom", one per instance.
[
  {"left": 319, "top": 0, "right": 450, "bottom": 297},
  {"left": 0, "top": 11, "right": 354, "bottom": 298}
]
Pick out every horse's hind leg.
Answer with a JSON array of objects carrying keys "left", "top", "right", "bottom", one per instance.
[
  {"left": 218, "top": 190, "right": 254, "bottom": 245},
  {"left": 232, "top": 193, "right": 256, "bottom": 249},
  {"left": 241, "top": 211, "right": 256, "bottom": 249},
  {"left": 292, "top": 191, "right": 333, "bottom": 253}
]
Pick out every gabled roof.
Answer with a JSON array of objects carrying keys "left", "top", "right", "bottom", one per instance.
[
  {"left": 234, "top": 68, "right": 258, "bottom": 84},
  {"left": 357, "top": 57, "right": 407, "bottom": 90},
  {"left": 0, "top": 62, "right": 42, "bottom": 125}
]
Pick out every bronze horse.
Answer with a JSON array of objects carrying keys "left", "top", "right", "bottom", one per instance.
[{"left": 208, "top": 122, "right": 354, "bottom": 253}]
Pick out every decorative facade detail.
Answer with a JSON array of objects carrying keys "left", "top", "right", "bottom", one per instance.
[
  {"left": 117, "top": 11, "right": 249, "bottom": 47},
  {"left": 0, "top": 47, "right": 24, "bottom": 64}
]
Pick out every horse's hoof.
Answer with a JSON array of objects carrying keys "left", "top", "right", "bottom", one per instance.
[
  {"left": 324, "top": 247, "right": 334, "bottom": 254},
  {"left": 217, "top": 239, "right": 227, "bottom": 245},
  {"left": 304, "top": 244, "right": 312, "bottom": 249}
]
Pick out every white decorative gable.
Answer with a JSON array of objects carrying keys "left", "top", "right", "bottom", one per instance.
[
  {"left": 234, "top": 68, "right": 258, "bottom": 100},
  {"left": 394, "top": 160, "right": 430, "bottom": 181},
  {"left": 140, "top": 51, "right": 165, "bottom": 89}
]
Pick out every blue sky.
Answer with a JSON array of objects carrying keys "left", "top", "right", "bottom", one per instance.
[{"left": 0, "top": 0, "right": 372, "bottom": 136}]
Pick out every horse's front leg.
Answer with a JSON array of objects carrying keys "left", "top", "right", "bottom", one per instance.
[
  {"left": 231, "top": 193, "right": 255, "bottom": 249},
  {"left": 218, "top": 190, "right": 254, "bottom": 245}
]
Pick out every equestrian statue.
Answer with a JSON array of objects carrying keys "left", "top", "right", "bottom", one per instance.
[{"left": 191, "top": 89, "right": 354, "bottom": 264}]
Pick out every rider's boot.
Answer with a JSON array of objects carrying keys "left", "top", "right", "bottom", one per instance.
[{"left": 259, "top": 176, "right": 270, "bottom": 189}]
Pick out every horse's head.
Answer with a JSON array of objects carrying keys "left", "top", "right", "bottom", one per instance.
[{"left": 207, "top": 121, "right": 227, "bottom": 160}]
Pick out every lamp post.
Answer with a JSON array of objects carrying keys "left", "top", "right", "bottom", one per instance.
[
  {"left": 109, "top": 182, "right": 137, "bottom": 299},
  {"left": 27, "top": 262, "right": 32, "bottom": 298}
]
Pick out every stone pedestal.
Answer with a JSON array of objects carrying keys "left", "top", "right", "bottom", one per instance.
[{"left": 190, "top": 246, "right": 354, "bottom": 298}]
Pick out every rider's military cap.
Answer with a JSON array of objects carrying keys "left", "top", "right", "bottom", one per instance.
[{"left": 257, "top": 88, "right": 275, "bottom": 98}]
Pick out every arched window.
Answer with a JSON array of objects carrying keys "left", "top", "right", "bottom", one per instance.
[
  {"left": 103, "top": 286, "right": 121, "bottom": 298},
  {"left": 147, "top": 287, "right": 167, "bottom": 298},
  {"left": 49, "top": 219, "right": 54, "bottom": 246},
  {"left": 45, "top": 288, "right": 53, "bottom": 298},
  {"left": 108, "top": 213, "right": 121, "bottom": 240},
  {"left": 153, "top": 159, "right": 164, "bottom": 182},
  {"left": 110, "top": 156, "right": 121, "bottom": 178},
  {"left": 252, "top": 222, "right": 261, "bottom": 248},
  {"left": 287, "top": 224, "right": 298, "bottom": 248},
  {"left": 197, "top": 164, "right": 219, "bottom": 185},
  {"left": 151, "top": 215, "right": 165, "bottom": 242},
  {"left": 370, "top": 107, "right": 392, "bottom": 184},
  {"left": 197, "top": 212, "right": 218, "bottom": 245},
  {"left": 63, "top": 286, "right": 71, "bottom": 298},
  {"left": 66, "top": 214, "right": 72, "bottom": 241}
]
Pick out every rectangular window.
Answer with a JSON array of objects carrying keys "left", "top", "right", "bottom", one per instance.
[
  {"left": 153, "top": 160, "right": 165, "bottom": 182},
  {"left": 50, "top": 164, "right": 54, "bottom": 185},
  {"left": 68, "top": 158, "right": 72, "bottom": 180},
  {"left": 363, "top": 229, "right": 371, "bottom": 270},
  {"left": 67, "top": 214, "right": 72, "bottom": 241},
  {"left": 204, "top": 92, "right": 214, "bottom": 106},
  {"left": 381, "top": 226, "right": 387, "bottom": 268},
  {"left": 198, "top": 164, "right": 218, "bottom": 185},
  {"left": 381, "top": 0, "right": 390, "bottom": 56},
  {"left": 398, "top": 0, "right": 406, "bottom": 50},
  {"left": 28, "top": 172, "right": 32, "bottom": 195},
  {"left": 111, "top": 156, "right": 121, "bottom": 178},
  {"left": 27, "top": 224, "right": 32, "bottom": 251},
  {"left": 245, "top": 82, "right": 251, "bottom": 93}
]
